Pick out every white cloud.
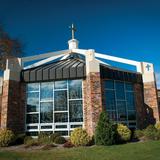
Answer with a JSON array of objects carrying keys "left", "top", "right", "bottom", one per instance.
[{"left": 156, "top": 72, "right": 160, "bottom": 89}]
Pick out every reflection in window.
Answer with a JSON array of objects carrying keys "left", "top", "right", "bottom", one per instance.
[
  {"left": 104, "top": 80, "right": 136, "bottom": 128},
  {"left": 55, "top": 112, "right": 68, "bottom": 122},
  {"left": 26, "top": 114, "right": 39, "bottom": 124},
  {"left": 105, "top": 90, "right": 116, "bottom": 110},
  {"left": 115, "top": 82, "right": 125, "bottom": 100},
  {"left": 27, "top": 92, "right": 39, "bottom": 112},
  {"left": 40, "top": 102, "right": 53, "bottom": 123},
  {"left": 69, "top": 80, "right": 82, "bottom": 99},
  {"left": 128, "top": 111, "right": 136, "bottom": 120},
  {"left": 54, "top": 90, "right": 67, "bottom": 111},
  {"left": 104, "top": 80, "right": 114, "bottom": 89},
  {"left": 126, "top": 92, "right": 135, "bottom": 110},
  {"left": 125, "top": 83, "right": 133, "bottom": 91},
  {"left": 54, "top": 81, "right": 67, "bottom": 89},
  {"left": 69, "top": 100, "right": 83, "bottom": 122},
  {"left": 27, "top": 83, "right": 39, "bottom": 92},
  {"left": 40, "top": 82, "right": 53, "bottom": 101},
  {"left": 117, "top": 101, "right": 127, "bottom": 121},
  {"left": 26, "top": 80, "right": 83, "bottom": 136}
]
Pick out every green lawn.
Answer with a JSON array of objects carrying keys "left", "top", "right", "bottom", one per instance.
[{"left": 0, "top": 141, "right": 160, "bottom": 160}]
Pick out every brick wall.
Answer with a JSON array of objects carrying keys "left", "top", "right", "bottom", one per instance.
[
  {"left": 0, "top": 95, "right": 2, "bottom": 128},
  {"left": 83, "top": 72, "right": 103, "bottom": 136},
  {"left": 0, "top": 80, "right": 25, "bottom": 134},
  {"left": 143, "top": 82, "right": 159, "bottom": 123}
]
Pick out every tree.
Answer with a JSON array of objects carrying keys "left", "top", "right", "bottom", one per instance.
[
  {"left": 95, "top": 111, "right": 117, "bottom": 145},
  {"left": 0, "top": 25, "right": 22, "bottom": 70}
]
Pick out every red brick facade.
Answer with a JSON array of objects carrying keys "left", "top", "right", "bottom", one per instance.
[
  {"left": 143, "top": 82, "right": 160, "bottom": 123},
  {"left": 0, "top": 80, "right": 25, "bottom": 134},
  {"left": 0, "top": 73, "right": 159, "bottom": 136},
  {"left": 83, "top": 72, "right": 103, "bottom": 136}
]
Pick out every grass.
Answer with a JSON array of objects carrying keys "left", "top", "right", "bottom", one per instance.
[{"left": 0, "top": 141, "right": 160, "bottom": 160}]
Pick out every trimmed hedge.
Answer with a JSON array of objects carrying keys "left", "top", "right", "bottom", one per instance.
[
  {"left": 50, "top": 133, "right": 61, "bottom": 142},
  {"left": 117, "top": 124, "right": 131, "bottom": 143},
  {"left": 38, "top": 132, "right": 51, "bottom": 144},
  {"left": 70, "top": 128, "right": 90, "bottom": 146},
  {"left": 54, "top": 136, "right": 66, "bottom": 144},
  {"left": 0, "top": 129, "right": 15, "bottom": 147}
]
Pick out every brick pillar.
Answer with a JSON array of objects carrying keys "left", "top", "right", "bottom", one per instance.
[
  {"left": 1, "top": 81, "right": 25, "bottom": 133},
  {"left": 83, "top": 50, "right": 102, "bottom": 136},
  {"left": 0, "top": 58, "right": 25, "bottom": 134},
  {"left": 134, "top": 83, "right": 148, "bottom": 129},
  {"left": 141, "top": 62, "right": 159, "bottom": 123}
]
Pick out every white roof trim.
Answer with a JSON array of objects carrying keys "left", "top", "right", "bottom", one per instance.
[
  {"left": 95, "top": 52, "right": 142, "bottom": 73},
  {"left": 23, "top": 54, "right": 66, "bottom": 70},
  {"left": 22, "top": 49, "right": 71, "bottom": 62}
]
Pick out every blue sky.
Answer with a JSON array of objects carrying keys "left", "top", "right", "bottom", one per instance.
[{"left": 0, "top": 0, "right": 160, "bottom": 87}]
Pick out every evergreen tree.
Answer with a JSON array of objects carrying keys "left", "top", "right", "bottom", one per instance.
[{"left": 95, "top": 111, "right": 117, "bottom": 145}]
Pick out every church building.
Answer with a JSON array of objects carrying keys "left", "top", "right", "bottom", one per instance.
[{"left": 0, "top": 25, "right": 159, "bottom": 136}]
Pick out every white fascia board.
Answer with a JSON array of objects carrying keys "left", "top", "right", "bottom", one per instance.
[
  {"left": 60, "top": 54, "right": 70, "bottom": 60},
  {"left": 71, "top": 49, "right": 87, "bottom": 56},
  {"left": 23, "top": 54, "right": 66, "bottom": 70},
  {"left": 22, "top": 49, "right": 71, "bottom": 62},
  {"left": 95, "top": 53, "right": 142, "bottom": 73},
  {"left": 95, "top": 58, "right": 110, "bottom": 66}
]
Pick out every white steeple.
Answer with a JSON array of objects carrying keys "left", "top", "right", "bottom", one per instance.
[{"left": 68, "top": 23, "right": 79, "bottom": 49}]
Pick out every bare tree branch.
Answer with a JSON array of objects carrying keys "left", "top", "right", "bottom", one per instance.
[{"left": 0, "top": 25, "right": 23, "bottom": 70}]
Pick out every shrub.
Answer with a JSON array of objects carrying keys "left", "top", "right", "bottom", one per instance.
[
  {"left": 134, "top": 130, "right": 144, "bottom": 139},
  {"left": 24, "top": 136, "right": 39, "bottom": 147},
  {"left": 38, "top": 132, "right": 51, "bottom": 144},
  {"left": 14, "top": 134, "right": 26, "bottom": 145},
  {"left": 50, "top": 133, "right": 61, "bottom": 142},
  {"left": 24, "top": 136, "right": 33, "bottom": 145},
  {"left": 54, "top": 136, "right": 66, "bottom": 144},
  {"left": 0, "top": 129, "right": 15, "bottom": 147},
  {"left": 63, "top": 141, "right": 74, "bottom": 148},
  {"left": 155, "top": 122, "right": 160, "bottom": 130},
  {"left": 95, "top": 111, "right": 117, "bottom": 145},
  {"left": 144, "top": 125, "right": 158, "bottom": 140},
  {"left": 117, "top": 124, "right": 131, "bottom": 143},
  {"left": 70, "top": 128, "right": 90, "bottom": 146}
]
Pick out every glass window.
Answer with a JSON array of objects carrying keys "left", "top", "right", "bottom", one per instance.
[
  {"left": 26, "top": 114, "right": 39, "bottom": 124},
  {"left": 105, "top": 90, "right": 116, "bottom": 110},
  {"left": 115, "top": 82, "right": 125, "bottom": 100},
  {"left": 27, "top": 83, "right": 39, "bottom": 92},
  {"left": 117, "top": 101, "right": 127, "bottom": 121},
  {"left": 26, "top": 80, "right": 83, "bottom": 135},
  {"left": 104, "top": 80, "right": 136, "bottom": 128},
  {"left": 126, "top": 92, "right": 135, "bottom": 110},
  {"left": 69, "top": 80, "right": 82, "bottom": 99},
  {"left": 125, "top": 83, "right": 134, "bottom": 91},
  {"left": 128, "top": 111, "right": 136, "bottom": 120},
  {"left": 55, "top": 112, "right": 68, "bottom": 122},
  {"left": 40, "top": 102, "right": 53, "bottom": 123},
  {"left": 54, "top": 131, "right": 68, "bottom": 136},
  {"left": 54, "top": 81, "right": 67, "bottom": 89},
  {"left": 27, "top": 92, "right": 39, "bottom": 112},
  {"left": 26, "top": 132, "right": 38, "bottom": 136},
  {"left": 104, "top": 80, "right": 114, "bottom": 89},
  {"left": 107, "top": 111, "right": 117, "bottom": 121},
  {"left": 69, "top": 100, "right": 83, "bottom": 122},
  {"left": 40, "top": 82, "right": 53, "bottom": 101},
  {"left": 54, "top": 90, "right": 67, "bottom": 111}
]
